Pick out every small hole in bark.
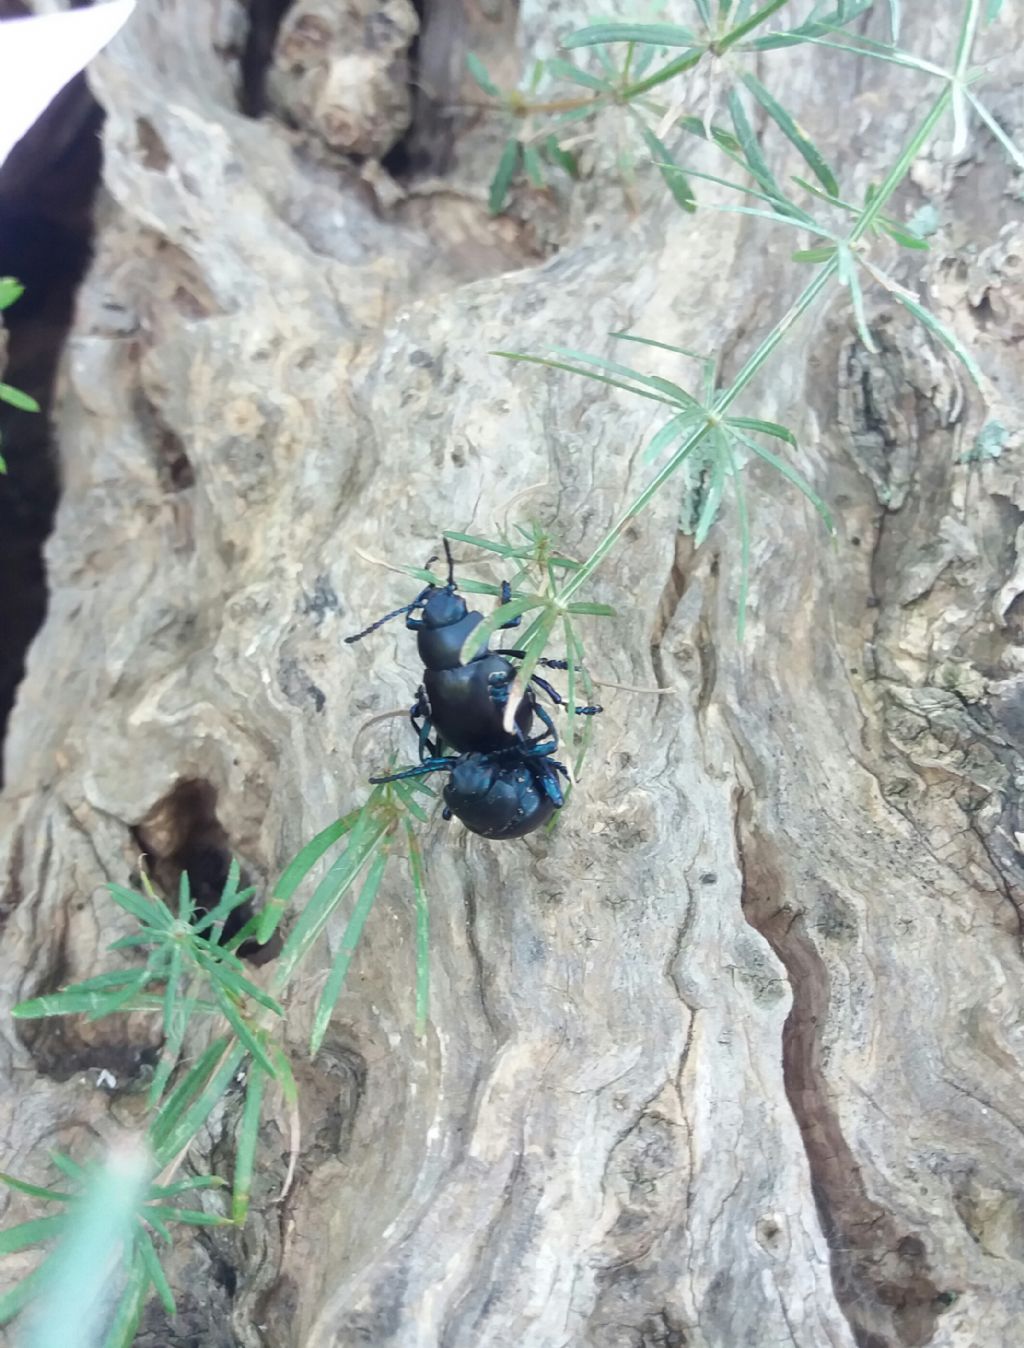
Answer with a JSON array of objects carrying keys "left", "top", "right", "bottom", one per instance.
[
  {"left": 135, "top": 117, "right": 170, "bottom": 171},
  {"left": 133, "top": 778, "right": 278, "bottom": 964}
]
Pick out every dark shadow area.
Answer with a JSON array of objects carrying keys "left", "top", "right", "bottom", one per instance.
[
  {"left": 239, "top": 0, "right": 296, "bottom": 117},
  {"left": 0, "top": 70, "right": 105, "bottom": 784},
  {"left": 133, "top": 776, "right": 279, "bottom": 963}
]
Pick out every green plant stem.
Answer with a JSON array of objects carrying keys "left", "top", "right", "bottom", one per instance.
[{"left": 558, "top": 47, "right": 963, "bottom": 606}]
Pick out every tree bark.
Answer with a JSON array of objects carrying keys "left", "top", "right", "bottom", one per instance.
[{"left": 2, "top": 3, "right": 1023, "bottom": 1346}]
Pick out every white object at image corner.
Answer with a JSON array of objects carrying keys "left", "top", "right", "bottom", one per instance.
[{"left": 0, "top": 0, "right": 135, "bottom": 169}]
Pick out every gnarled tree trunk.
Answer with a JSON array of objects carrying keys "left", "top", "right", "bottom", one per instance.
[{"left": 2, "top": 3, "right": 1023, "bottom": 1345}]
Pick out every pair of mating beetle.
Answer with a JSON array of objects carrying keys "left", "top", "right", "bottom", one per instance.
[{"left": 346, "top": 542, "right": 600, "bottom": 839}]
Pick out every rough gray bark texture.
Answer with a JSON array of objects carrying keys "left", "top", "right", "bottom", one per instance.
[{"left": 2, "top": 2, "right": 1023, "bottom": 1346}]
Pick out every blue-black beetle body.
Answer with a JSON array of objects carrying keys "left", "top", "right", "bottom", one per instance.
[{"left": 371, "top": 738, "right": 568, "bottom": 840}]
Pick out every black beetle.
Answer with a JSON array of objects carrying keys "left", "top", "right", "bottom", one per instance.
[
  {"left": 370, "top": 736, "right": 569, "bottom": 840},
  {"left": 346, "top": 540, "right": 600, "bottom": 759}
]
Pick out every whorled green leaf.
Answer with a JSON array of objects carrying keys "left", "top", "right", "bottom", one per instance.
[
  {"left": 746, "top": 1, "right": 872, "bottom": 49},
  {"left": 725, "top": 415, "right": 796, "bottom": 446},
  {"left": 0, "top": 1213, "right": 67, "bottom": 1257},
  {"left": 729, "top": 428, "right": 835, "bottom": 532},
  {"left": 466, "top": 52, "right": 499, "bottom": 96},
  {"left": 563, "top": 22, "right": 699, "bottom": 49},
  {"left": 716, "top": 0, "right": 789, "bottom": 53},
  {"left": 489, "top": 139, "right": 521, "bottom": 215},
  {"left": 459, "top": 593, "right": 545, "bottom": 663},
  {"left": 792, "top": 244, "right": 838, "bottom": 263},
  {"left": 0, "top": 382, "right": 40, "bottom": 413},
  {"left": 545, "top": 57, "right": 613, "bottom": 93},
  {"left": 542, "top": 134, "right": 579, "bottom": 178},
  {"left": 548, "top": 345, "right": 701, "bottom": 407},
  {"left": 311, "top": 850, "right": 390, "bottom": 1056},
  {"left": 258, "top": 809, "right": 364, "bottom": 943},
  {"left": 740, "top": 72, "right": 839, "bottom": 197},
  {"left": 522, "top": 145, "right": 545, "bottom": 188},
  {"left": 135, "top": 1231, "right": 175, "bottom": 1316},
  {"left": 0, "top": 277, "right": 25, "bottom": 310},
  {"left": 892, "top": 288, "right": 983, "bottom": 388},
  {"left": 231, "top": 1066, "right": 266, "bottom": 1225},
  {"left": 638, "top": 125, "right": 697, "bottom": 211}
]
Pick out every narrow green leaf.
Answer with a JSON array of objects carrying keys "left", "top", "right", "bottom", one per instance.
[
  {"left": 726, "top": 88, "right": 781, "bottom": 199},
  {"left": 692, "top": 448, "right": 727, "bottom": 547},
  {"left": 443, "top": 530, "right": 526, "bottom": 559},
  {"left": 0, "top": 1172, "right": 72, "bottom": 1203},
  {"left": 0, "top": 277, "right": 25, "bottom": 309},
  {"left": 231, "top": 1066, "right": 266, "bottom": 1225},
  {"left": 107, "top": 883, "right": 173, "bottom": 930},
  {"left": 836, "top": 245, "right": 876, "bottom": 353},
  {"left": 196, "top": 949, "right": 284, "bottom": 1016},
  {"left": 522, "top": 144, "right": 545, "bottom": 188},
  {"left": 893, "top": 290, "right": 983, "bottom": 388},
  {"left": 466, "top": 52, "right": 499, "bottom": 97},
  {"left": 792, "top": 244, "right": 837, "bottom": 263},
  {"left": 48, "top": 1153, "right": 88, "bottom": 1184},
  {"left": 0, "top": 1213, "right": 67, "bottom": 1255},
  {"left": 148, "top": 1174, "right": 227, "bottom": 1199},
  {"left": 741, "top": 72, "right": 838, "bottom": 196},
  {"left": 725, "top": 415, "right": 796, "bottom": 446},
  {"left": 214, "top": 992, "right": 278, "bottom": 1078},
  {"left": 545, "top": 57, "right": 613, "bottom": 92},
  {"left": 967, "top": 92, "right": 1024, "bottom": 173},
  {"left": 565, "top": 602, "right": 617, "bottom": 616},
  {"left": 489, "top": 139, "right": 521, "bottom": 215},
  {"left": 268, "top": 1042, "right": 299, "bottom": 1109},
  {"left": 459, "top": 594, "right": 548, "bottom": 663},
  {"left": 149, "top": 1036, "right": 235, "bottom": 1160},
  {"left": 311, "top": 852, "right": 389, "bottom": 1056},
  {"left": 730, "top": 429, "right": 835, "bottom": 531},
  {"left": 406, "top": 823, "right": 430, "bottom": 1037},
  {"left": 390, "top": 778, "right": 431, "bottom": 823},
  {"left": 877, "top": 219, "right": 929, "bottom": 250},
  {"left": 494, "top": 350, "right": 681, "bottom": 408},
  {"left": 0, "top": 382, "right": 40, "bottom": 412},
  {"left": 543, "top": 134, "right": 579, "bottom": 177},
  {"left": 136, "top": 1232, "right": 176, "bottom": 1316},
  {"left": 644, "top": 411, "right": 702, "bottom": 463},
  {"left": 549, "top": 345, "right": 701, "bottom": 407},
  {"left": 563, "top": 23, "right": 699, "bottom": 49},
  {"left": 259, "top": 809, "right": 363, "bottom": 943},
  {"left": 747, "top": 1, "right": 871, "bottom": 49},
  {"left": 717, "top": 0, "right": 789, "bottom": 53},
  {"left": 677, "top": 114, "right": 741, "bottom": 153},
  {"left": 146, "top": 1204, "right": 231, "bottom": 1228},
  {"left": 274, "top": 811, "right": 391, "bottom": 987},
  {"left": 12, "top": 972, "right": 149, "bottom": 1020},
  {"left": 718, "top": 430, "right": 751, "bottom": 640},
  {"left": 100, "top": 1252, "right": 149, "bottom": 1348},
  {"left": 638, "top": 125, "right": 697, "bottom": 211}
]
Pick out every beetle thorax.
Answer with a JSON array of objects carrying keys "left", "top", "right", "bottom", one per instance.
[{"left": 417, "top": 589, "right": 484, "bottom": 670}]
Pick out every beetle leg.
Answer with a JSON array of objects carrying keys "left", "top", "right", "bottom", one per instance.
[
  {"left": 369, "top": 757, "right": 455, "bottom": 784},
  {"left": 534, "top": 760, "right": 565, "bottom": 808},
  {"left": 497, "top": 579, "right": 523, "bottom": 629},
  {"left": 410, "top": 686, "right": 440, "bottom": 760}
]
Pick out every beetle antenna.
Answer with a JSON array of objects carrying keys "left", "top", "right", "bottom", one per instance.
[
  {"left": 443, "top": 537, "right": 456, "bottom": 589},
  {"left": 344, "top": 585, "right": 433, "bottom": 644}
]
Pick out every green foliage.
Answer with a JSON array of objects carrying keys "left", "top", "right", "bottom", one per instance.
[
  {"left": 3, "top": 3, "right": 1018, "bottom": 1340},
  {"left": 467, "top": 1, "right": 871, "bottom": 213},
  {"left": 0, "top": 276, "right": 40, "bottom": 473}
]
